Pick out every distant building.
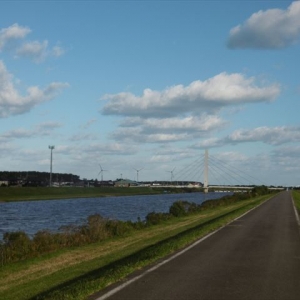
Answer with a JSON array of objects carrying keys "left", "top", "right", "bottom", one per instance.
[
  {"left": 114, "top": 179, "right": 137, "bottom": 187},
  {"left": 0, "top": 180, "right": 9, "bottom": 186},
  {"left": 94, "top": 180, "right": 114, "bottom": 187}
]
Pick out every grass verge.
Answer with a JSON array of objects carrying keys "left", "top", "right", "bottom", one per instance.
[
  {"left": 292, "top": 190, "right": 300, "bottom": 214},
  {"left": 0, "top": 187, "right": 161, "bottom": 202},
  {"left": 0, "top": 187, "right": 201, "bottom": 202},
  {"left": 0, "top": 194, "right": 271, "bottom": 300}
]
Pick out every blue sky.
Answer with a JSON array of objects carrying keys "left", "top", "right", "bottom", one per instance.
[{"left": 1, "top": 0, "right": 300, "bottom": 186}]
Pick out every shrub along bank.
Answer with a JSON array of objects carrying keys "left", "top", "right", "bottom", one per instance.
[
  {"left": 0, "top": 190, "right": 273, "bottom": 300},
  {"left": 0, "top": 189, "right": 269, "bottom": 266}
]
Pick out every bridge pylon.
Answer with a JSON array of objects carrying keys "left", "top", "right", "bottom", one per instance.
[{"left": 204, "top": 149, "right": 208, "bottom": 193}]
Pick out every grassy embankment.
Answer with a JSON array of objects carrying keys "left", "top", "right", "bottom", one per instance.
[
  {"left": 292, "top": 190, "right": 300, "bottom": 214},
  {"left": 0, "top": 186, "right": 202, "bottom": 202},
  {"left": 0, "top": 193, "right": 272, "bottom": 300},
  {"left": 0, "top": 186, "right": 160, "bottom": 202}
]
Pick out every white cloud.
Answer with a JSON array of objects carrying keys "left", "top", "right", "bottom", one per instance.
[
  {"left": 102, "top": 72, "right": 280, "bottom": 117},
  {"left": 192, "top": 126, "right": 300, "bottom": 149},
  {"left": 271, "top": 146, "right": 300, "bottom": 173},
  {"left": 15, "top": 40, "right": 65, "bottom": 63},
  {"left": 36, "top": 121, "right": 63, "bottom": 131},
  {"left": 1, "top": 122, "right": 63, "bottom": 140},
  {"left": 1, "top": 128, "right": 34, "bottom": 139},
  {"left": 85, "top": 143, "right": 138, "bottom": 156},
  {"left": 228, "top": 126, "right": 300, "bottom": 145},
  {"left": 113, "top": 115, "right": 227, "bottom": 143},
  {"left": 273, "top": 145, "right": 300, "bottom": 158},
  {"left": 15, "top": 40, "right": 48, "bottom": 63},
  {"left": 192, "top": 137, "right": 224, "bottom": 149},
  {"left": 122, "top": 115, "right": 226, "bottom": 132},
  {"left": 0, "top": 23, "right": 31, "bottom": 50},
  {"left": 228, "top": 1, "right": 300, "bottom": 49},
  {"left": 0, "top": 23, "right": 65, "bottom": 62},
  {"left": 112, "top": 127, "right": 189, "bottom": 143},
  {"left": 150, "top": 146, "right": 196, "bottom": 163},
  {"left": 0, "top": 60, "right": 69, "bottom": 117},
  {"left": 51, "top": 45, "right": 65, "bottom": 57},
  {"left": 102, "top": 73, "right": 279, "bottom": 145}
]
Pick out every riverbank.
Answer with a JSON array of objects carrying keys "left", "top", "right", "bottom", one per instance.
[
  {"left": 0, "top": 186, "right": 203, "bottom": 202},
  {"left": 0, "top": 194, "right": 271, "bottom": 300}
]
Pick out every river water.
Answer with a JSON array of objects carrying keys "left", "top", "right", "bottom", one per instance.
[{"left": 0, "top": 192, "right": 229, "bottom": 239}]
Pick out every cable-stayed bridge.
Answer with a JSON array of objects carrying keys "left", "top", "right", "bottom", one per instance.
[{"left": 164, "top": 150, "right": 284, "bottom": 192}]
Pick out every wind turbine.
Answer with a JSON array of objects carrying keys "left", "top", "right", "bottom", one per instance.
[
  {"left": 167, "top": 167, "right": 176, "bottom": 185},
  {"left": 133, "top": 167, "right": 144, "bottom": 183},
  {"left": 98, "top": 164, "right": 107, "bottom": 182}
]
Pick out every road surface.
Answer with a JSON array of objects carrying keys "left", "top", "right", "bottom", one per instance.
[{"left": 93, "top": 191, "right": 300, "bottom": 300}]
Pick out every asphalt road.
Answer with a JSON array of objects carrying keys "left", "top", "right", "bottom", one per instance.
[{"left": 94, "top": 191, "right": 300, "bottom": 300}]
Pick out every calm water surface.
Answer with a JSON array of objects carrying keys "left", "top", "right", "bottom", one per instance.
[{"left": 0, "top": 192, "right": 229, "bottom": 238}]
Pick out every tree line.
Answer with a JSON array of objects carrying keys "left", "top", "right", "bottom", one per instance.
[{"left": 0, "top": 171, "right": 80, "bottom": 186}]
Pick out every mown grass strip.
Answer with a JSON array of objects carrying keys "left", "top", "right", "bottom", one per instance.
[
  {"left": 292, "top": 190, "right": 300, "bottom": 214},
  {"left": 0, "top": 187, "right": 165, "bottom": 202},
  {"left": 0, "top": 195, "right": 270, "bottom": 300}
]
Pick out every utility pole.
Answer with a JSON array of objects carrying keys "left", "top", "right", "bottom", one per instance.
[
  {"left": 49, "top": 145, "right": 55, "bottom": 187},
  {"left": 204, "top": 149, "right": 209, "bottom": 193}
]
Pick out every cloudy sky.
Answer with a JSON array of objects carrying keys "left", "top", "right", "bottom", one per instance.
[{"left": 1, "top": 1, "right": 300, "bottom": 186}]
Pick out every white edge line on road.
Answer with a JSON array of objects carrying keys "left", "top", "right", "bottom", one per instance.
[{"left": 95, "top": 198, "right": 269, "bottom": 300}]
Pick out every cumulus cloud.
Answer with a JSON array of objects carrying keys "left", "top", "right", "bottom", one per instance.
[
  {"left": 15, "top": 40, "right": 65, "bottom": 63},
  {"left": 0, "top": 60, "right": 69, "bottom": 117},
  {"left": 121, "top": 115, "right": 226, "bottom": 133},
  {"left": 0, "top": 23, "right": 65, "bottom": 62},
  {"left": 192, "top": 126, "right": 300, "bottom": 149},
  {"left": 1, "top": 128, "right": 34, "bottom": 139},
  {"left": 111, "top": 127, "right": 189, "bottom": 143},
  {"left": 113, "top": 115, "right": 227, "bottom": 143},
  {"left": 192, "top": 137, "right": 224, "bottom": 149},
  {"left": 15, "top": 40, "right": 48, "bottom": 62},
  {"left": 85, "top": 143, "right": 138, "bottom": 156},
  {"left": 228, "top": 1, "right": 300, "bottom": 49},
  {"left": 36, "top": 121, "right": 63, "bottom": 131},
  {"left": 102, "top": 72, "right": 280, "bottom": 117},
  {"left": 273, "top": 145, "right": 300, "bottom": 159},
  {"left": 102, "top": 73, "right": 280, "bottom": 145},
  {"left": 271, "top": 145, "right": 300, "bottom": 173},
  {"left": 0, "top": 23, "right": 31, "bottom": 50},
  {"left": 1, "top": 122, "right": 63, "bottom": 140},
  {"left": 228, "top": 126, "right": 300, "bottom": 145},
  {"left": 150, "top": 146, "right": 196, "bottom": 164}
]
